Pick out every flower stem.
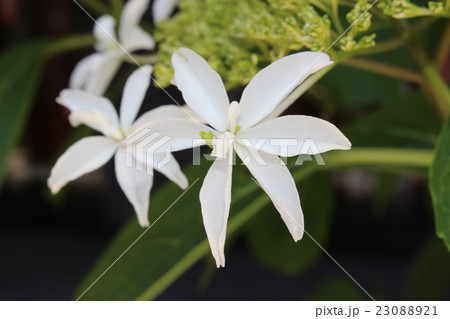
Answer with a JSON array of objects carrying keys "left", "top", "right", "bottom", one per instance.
[
  {"left": 77, "top": 0, "right": 109, "bottom": 15},
  {"left": 43, "top": 33, "right": 95, "bottom": 58},
  {"left": 124, "top": 54, "right": 159, "bottom": 65},
  {"left": 435, "top": 21, "right": 450, "bottom": 69},
  {"left": 331, "top": 0, "right": 345, "bottom": 34},
  {"left": 392, "top": 19, "right": 450, "bottom": 118},
  {"left": 342, "top": 57, "right": 423, "bottom": 83}
]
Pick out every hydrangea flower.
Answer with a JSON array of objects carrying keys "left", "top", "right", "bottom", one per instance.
[
  {"left": 48, "top": 65, "right": 190, "bottom": 227},
  {"left": 127, "top": 48, "right": 351, "bottom": 266}
]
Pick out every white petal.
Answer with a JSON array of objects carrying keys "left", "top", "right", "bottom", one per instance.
[
  {"left": 84, "top": 51, "right": 123, "bottom": 95},
  {"left": 153, "top": 153, "right": 188, "bottom": 189},
  {"left": 199, "top": 157, "right": 233, "bottom": 267},
  {"left": 235, "top": 144, "right": 304, "bottom": 241},
  {"left": 69, "top": 53, "right": 100, "bottom": 91},
  {"left": 122, "top": 27, "right": 155, "bottom": 52},
  {"left": 115, "top": 150, "right": 153, "bottom": 227},
  {"left": 69, "top": 109, "right": 123, "bottom": 140},
  {"left": 124, "top": 118, "right": 210, "bottom": 153},
  {"left": 238, "top": 52, "right": 333, "bottom": 129},
  {"left": 172, "top": 48, "right": 229, "bottom": 131},
  {"left": 152, "top": 0, "right": 180, "bottom": 23},
  {"left": 119, "top": 0, "right": 149, "bottom": 41},
  {"left": 120, "top": 65, "right": 152, "bottom": 129},
  {"left": 57, "top": 89, "right": 120, "bottom": 126},
  {"left": 48, "top": 136, "right": 117, "bottom": 194},
  {"left": 238, "top": 115, "right": 351, "bottom": 157},
  {"left": 94, "top": 15, "right": 118, "bottom": 51},
  {"left": 130, "top": 104, "right": 198, "bottom": 132}
]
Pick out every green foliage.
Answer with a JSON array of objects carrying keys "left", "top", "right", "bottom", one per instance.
[
  {"left": 343, "top": 91, "right": 441, "bottom": 148},
  {"left": 154, "top": 0, "right": 377, "bottom": 89},
  {"left": 307, "top": 277, "right": 367, "bottom": 301},
  {"left": 406, "top": 236, "right": 450, "bottom": 300},
  {"left": 0, "top": 41, "right": 50, "bottom": 189},
  {"left": 378, "top": 0, "right": 450, "bottom": 18},
  {"left": 246, "top": 173, "right": 334, "bottom": 276},
  {"left": 429, "top": 116, "right": 450, "bottom": 250}
]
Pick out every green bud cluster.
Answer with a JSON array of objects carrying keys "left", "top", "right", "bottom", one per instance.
[{"left": 378, "top": 0, "right": 449, "bottom": 18}]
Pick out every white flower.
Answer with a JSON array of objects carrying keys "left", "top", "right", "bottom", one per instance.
[
  {"left": 49, "top": 65, "right": 191, "bottom": 227},
  {"left": 127, "top": 48, "right": 351, "bottom": 267},
  {"left": 152, "top": 0, "right": 181, "bottom": 23},
  {"left": 70, "top": 0, "right": 177, "bottom": 95}
]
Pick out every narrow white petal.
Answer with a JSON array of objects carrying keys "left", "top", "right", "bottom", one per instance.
[
  {"left": 69, "top": 53, "right": 100, "bottom": 91},
  {"left": 124, "top": 118, "right": 210, "bottom": 153},
  {"left": 235, "top": 144, "right": 304, "bottom": 241},
  {"left": 119, "top": 0, "right": 149, "bottom": 41},
  {"left": 69, "top": 109, "right": 123, "bottom": 140},
  {"left": 131, "top": 104, "right": 198, "bottom": 132},
  {"left": 238, "top": 52, "right": 333, "bottom": 129},
  {"left": 57, "top": 89, "right": 120, "bottom": 126},
  {"left": 238, "top": 115, "right": 351, "bottom": 157},
  {"left": 122, "top": 27, "right": 155, "bottom": 52},
  {"left": 200, "top": 157, "right": 233, "bottom": 267},
  {"left": 115, "top": 150, "right": 153, "bottom": 227},
  {"left": 153, "top": 153, "right": 188, "bottom": 189},
  {"left": 120, "top": 65, "right": 152, "bottom": 129},
  {"left": 48, "top": 136, "right": 117, "bottom": 194},
  {"left": 172, "top": 48, "right": 229, "bottom": 131},
  {"left": 84, "top": 51, "right": 123, "bottom": 95},
  {"left": 94, "top": 15, "right": 118, "bottom": 51},
  {"left": 152, "top": 0, "right": 180, "bottom": 23}
]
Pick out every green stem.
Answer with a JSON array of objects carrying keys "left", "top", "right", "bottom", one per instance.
[
  {"left": 342, "top": 57, "right": 424, "bottom": 83},
  {"left": 43, "top": 33, "right": 95, "bottom": 58},
  {"left": 109, "top": 0, "right": 123, "bottom": 20},
  {"left": 331, "top": 0, "right": 345, "bottom": 34},
  {"left": 135, "top": 147, "right": 432, "bottom": 300},
  {"left": 435, "top": 21, "right": 450, "bottom": 69},
  {"left": 77, "top": 0, "right": 109, "bottom": 15},
  {"left": 124, "top": 54, "right": 159, "bottom": 65},
  {"left": 393, "top": 19, "right": 450, "bottom": 118}
]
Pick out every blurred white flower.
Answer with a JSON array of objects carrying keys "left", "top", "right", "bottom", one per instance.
[
  {"left": 70, "top": 0, "right": 179, "bottom": 96},
  {"left": 152, "top": 0, "right": 181, "bottom": 23},
  {"left": 49, "top": 65, "right": 190, "bottom": 227},
  {"left": 128, "top": 48, "right": 351, "bottom": 267}
]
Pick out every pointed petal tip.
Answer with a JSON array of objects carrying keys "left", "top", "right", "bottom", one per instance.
[{"left": 138, "top": 218, "right": 150, "bottom": 228}]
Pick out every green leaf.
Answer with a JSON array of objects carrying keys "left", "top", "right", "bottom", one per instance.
[
  {"left": 76, "top": 148, "right": 432, "bottom": 300},
  {"left": 406, "top": 236, "right": 450, "bottom": 300},
  {"left": 429, "top": 116, "right": 450, "bottom": 250},
  {"left": 0, "top": 35, "right": 94, "bottom": 190},
  {"left": 246, "top": 173, "right": 334, "bottom": 275},
  {"left": 344, "top": 91, "right": 441, "bottom": 148},
  {"left": 0, "top": 40, "right": 51, "bottom": 189}
]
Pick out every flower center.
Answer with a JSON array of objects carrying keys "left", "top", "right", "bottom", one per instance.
[
  {"left": 199, "top": 101, "right": 242, "bottom": 159},
  {"left": 211, "top": 131, "right": 235, "bottom": 160}
]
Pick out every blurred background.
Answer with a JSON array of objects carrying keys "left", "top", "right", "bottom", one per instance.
[{"left": 0, "top": 0, "right": 449, "bottom": 301}]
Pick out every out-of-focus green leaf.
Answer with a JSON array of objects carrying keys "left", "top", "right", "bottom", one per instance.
[
  {"left": 344, "top": 91, "right": 441, "bottom": 148},
  {"left": 75, "top": 148, "right": 432, "bottom": 300},
  {"left": 320, "top": 64, "right": 401, "bottom": 109},
  {"left": 0, "top": 40, "right": 50, "bottom": 189},
  {"left": 307, "top": 277, "right": 366, "bottom": 301},
  {"left": 429, "top": 116, "right": 450, "bottom": 251},
  {"left": 406, "top": 236, "right": 450, "bottom": 300},
  {"left": 0, "top": 35, "right": 94, "bottom": 190},
  {"left": 246, "top": 173, "right": 334, "bottom": 276}
]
